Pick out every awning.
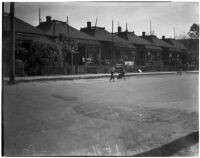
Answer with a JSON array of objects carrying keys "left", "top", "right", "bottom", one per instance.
[{"left": 145, "top": 45, "right": 162, "bottom": 51}]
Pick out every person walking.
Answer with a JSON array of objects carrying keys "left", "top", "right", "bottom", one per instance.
[
  {"left": 110, "top": 65, "right": 115, "bottom": 82},
  {"left": 178, "top": 63, "right": 182, "bottom": 75}
]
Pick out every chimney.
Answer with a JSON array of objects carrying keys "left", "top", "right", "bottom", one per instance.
[
  {"left": 118, "top": 26, "right": 121, "bottom": 33},
  {"left": 162, "top": 36, "right": 165, "bottom": 39},
  {"left": 87, "top": 21, "right": 91, "bottom": 28},
  {"left": 46, "top": 16, "right": 51, "bottom": 22},
  {"left": 142, "top": 32, "right": 146, "bottom": 37}
]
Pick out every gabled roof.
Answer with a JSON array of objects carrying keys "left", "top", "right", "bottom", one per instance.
[
  {"left": 3, "top": 13, "right": 48, "bottom": 36},
  {"left": 163, "top": 38, "right": 187, "bottom": 51},
  {"left": 37, "top": 20, "right": 98, "bottom": 41},
  {"left": 116, "top": 31, "right": 162, "bottom": 50}
]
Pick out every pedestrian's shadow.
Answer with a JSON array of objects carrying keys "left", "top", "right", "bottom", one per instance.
[{"left": 133, "top": 131, "right": 198, "bottom": 157}]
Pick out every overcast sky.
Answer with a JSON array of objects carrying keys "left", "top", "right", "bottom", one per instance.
[{"left": 4, "top": 1, "right": 199, "bottom": 38}]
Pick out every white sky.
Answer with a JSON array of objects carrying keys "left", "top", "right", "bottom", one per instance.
[{"left": 4, "top": 1, "right": 199, "bottom": 38}]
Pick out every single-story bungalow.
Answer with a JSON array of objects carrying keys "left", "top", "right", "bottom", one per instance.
[
  {"left": 3, "top": 13, "right": 50, "bottom": 76},
  {"left": 37, "top": 16, "right": 101, "bottom": 71},
  {"left": 140, "top": 33, "right": 180, "bottom": 70},
  {"left": 116, "top": 27, "right": 162, "bottom": 71},
  {"left": 81, "top": 22, "right": 136, "bottom": 72}
]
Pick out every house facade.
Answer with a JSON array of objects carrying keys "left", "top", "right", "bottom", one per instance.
[
  {"left": 3, "top": 14, "right": 196, "bottom": 76},
  {"left": 81, "top": 22, "right": 136, "bottom": 72},
  {"left": 37, "top": 16, "right": 102, "bottom": 74},
  {"left": 162, "top": 37, "right": 187, "bottom": 66},
  {"left": 3, "top": 13, "right": 50, "bottom": 76},
  {"left": 116, "top": 27, "right": 162, "bottom": 71},
  {"left": 140, "top": 33, "right": 179, "bottom": 71}
]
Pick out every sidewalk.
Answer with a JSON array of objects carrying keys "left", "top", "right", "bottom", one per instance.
[{"left": 3, "top": 71, "right": 198, "bottom": 82}]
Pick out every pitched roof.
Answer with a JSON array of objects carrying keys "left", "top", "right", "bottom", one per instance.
[
  {"left": 116, "top": 31, "right": 161, "bottom": 50},
  {"left": 37, "top": 20, "right": 98, "bottom": 41},
  {"left": 3, "top": 13, "right": 48, "bottom": 36},
  {"left": 81, "top": 27, "right": 131, "bottom": 43},
  {"left": 163, "top": 38, "right": 187, "bottom": 51},
  {"left": 141, "top": 35, "right": 175, "bottom": 48}
]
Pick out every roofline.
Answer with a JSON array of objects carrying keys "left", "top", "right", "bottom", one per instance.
[
  {"left": 80, "top": 26, "right": 106, "bottom": 30},
  {"left": 39, "top": 19, "right": 67, "bottom": 25},
  {"left": 3, "top": 30, "right": 51, "bottom": 37}
]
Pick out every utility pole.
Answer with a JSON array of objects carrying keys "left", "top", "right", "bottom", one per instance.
[
  {"left": 95, "top": 18, "right": 97, "bottom": 28},
  {"left": 9, "top": 2, "right": 15, "bottom": 83},
  {"left": 2, "top": 2, "right": 4, "bottom": 31},
  {"left": 126, "top": 22, "right": 128, "bottom": 32},
  {"left": 39, "top": 8, "right": 42, "bottom": 24},
  {"left": 67, "top": 16, "right": 74, "bottom": 74},
  {"left": 2, "top": 2, "right": 4, "bottom": 78},
  {"left": 112, "top": 20, "right": 115, "bottom": 65},
  {"left": 174, "top": 27, "right": 176, "bottom": 39},
  {"left": 150, "top": 20, "right": 152, "bottom": 35}
]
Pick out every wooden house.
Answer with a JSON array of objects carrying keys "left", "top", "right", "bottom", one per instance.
[
  {"left": 116, "top": 27, "right": 162, "bottom": 71},
  {"left": 140, "top": 33, "right": 179, "bottom": 70},
  {"left": 3, "top": 13, "right": 50, "bottom": 76},
  {"left": 81, "top": 22, "right": 136, "bottom": 72},
  {"left": 37, "top": 16, "right": 101, "bottom": 68}
]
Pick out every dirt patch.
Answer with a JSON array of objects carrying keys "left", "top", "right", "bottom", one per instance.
[
  {"left": 74, "top": 104, "right": 198, "bottom": 125},
  {"left": 73, "top": 104, "right": 198, "bottom": 156}
]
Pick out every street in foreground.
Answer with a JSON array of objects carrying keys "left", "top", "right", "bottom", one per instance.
[{"left": 3, "top": 74, "right": 198, "bottom": 156}]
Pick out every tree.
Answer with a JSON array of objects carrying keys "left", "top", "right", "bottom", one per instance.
[
  {"left": 27, "top": 39, "right": 61, "bottom": 75},
  {"left": 56, "top": 33, "right": 78, "bottom": 66},
  {"left": 15, "top": 41, "right": 29, "bottom": 62},
  {"left": 187, "top": 23, "right": 199, "bottom": 39}
]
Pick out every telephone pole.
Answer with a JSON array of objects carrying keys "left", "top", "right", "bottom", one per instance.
[
  {"left": 150, "top": 20, "right": 152, "bottom": 35},
  {"left": 174, "top": 27, "right": 176, "bottom": 39},
  {"left": 112, "top": 20, "right": 115, "bottom": 65},
  {"left": 39, "top": 8, "right": 42, "bottom": 24},
  {"left": 9, "top": 2, "right": 15, "bottom": 83},
  {"left": 95, "top": 18, "right": 97, "bottom": 28},
  {"left": 67, "top": 16, "right": 74, "bottom": 74}
]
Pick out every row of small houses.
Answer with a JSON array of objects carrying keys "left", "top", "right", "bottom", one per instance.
[{"left": 2, "top": 14, "right": 196, "bottom": 76}]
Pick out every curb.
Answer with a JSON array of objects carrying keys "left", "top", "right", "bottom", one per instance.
[{"left": 3, "top": 71, "right": 198, "bottom": 83}]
